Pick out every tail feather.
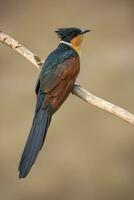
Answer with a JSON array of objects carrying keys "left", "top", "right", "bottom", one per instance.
[
  {"left": 40, "top": 116, "right": 52, "bottom": 150},
  {"left": 19, "top": 104, "right": 51, "bottom": 178}
]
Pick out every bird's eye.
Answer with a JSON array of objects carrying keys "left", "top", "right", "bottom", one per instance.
[{"left": 72, "top": 31, "right": 78, "bottom": 37}]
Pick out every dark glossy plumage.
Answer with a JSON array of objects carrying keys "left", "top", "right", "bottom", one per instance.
[
  {"left": 55, "top": 27, "right": 82, "bottom": 42},
  {"left": 18, "top": 43, "right": 80, "bottom": 178},
  {"left": 55, "top": 27, "right": 90, "bottom": 42}
]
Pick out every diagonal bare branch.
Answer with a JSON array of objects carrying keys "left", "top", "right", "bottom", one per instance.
[{"left": 0, "top": 31, "right": 134, "bottom": 126}]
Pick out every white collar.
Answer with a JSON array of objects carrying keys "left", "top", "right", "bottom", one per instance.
[
  {"left": 60, "top": 40, "right": 72, "bottom": 47},
  {"left": 60, "top": 40, "right": 81, "bottom": 56}
]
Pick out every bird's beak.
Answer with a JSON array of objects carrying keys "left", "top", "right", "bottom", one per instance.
[{"left": 80, "top": 29, "right": 91, "bottom": 35}]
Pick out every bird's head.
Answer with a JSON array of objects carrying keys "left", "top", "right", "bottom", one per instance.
[{"left": 55, "top": 27, "right": 90, "bottom": 54}]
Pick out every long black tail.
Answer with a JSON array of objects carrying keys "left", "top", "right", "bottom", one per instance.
[{"left": 18, "top": 92, "right": 51, "bottom": 178}]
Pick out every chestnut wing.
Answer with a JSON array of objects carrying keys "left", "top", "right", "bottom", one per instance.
[{"left": 40, "top": 56, "right": 80, "bottom": 111}]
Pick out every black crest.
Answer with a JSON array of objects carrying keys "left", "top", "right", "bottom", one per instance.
[{"left": 55, "top": 27, "right": 82, "bottom": 42}]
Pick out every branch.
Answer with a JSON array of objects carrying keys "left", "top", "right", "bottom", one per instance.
[{"left": 0, "top": 31, "right": 134, "bottom": 126}]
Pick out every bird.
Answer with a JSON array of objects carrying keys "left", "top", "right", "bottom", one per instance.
[{"left": 18, "top": 27, "right": 90, "bottom": 178}]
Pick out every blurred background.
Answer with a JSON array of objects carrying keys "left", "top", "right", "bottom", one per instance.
[{"left": 0, "top": 0, "right": 134, "bottom": 199}]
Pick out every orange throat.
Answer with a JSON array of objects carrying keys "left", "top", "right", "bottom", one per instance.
[{"left": 71, "top": 35, "right": 84, "bottom": 55}]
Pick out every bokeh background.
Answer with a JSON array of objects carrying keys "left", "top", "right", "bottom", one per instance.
[{"left": 0, "top": 0, "right": 134, "bottom": 199}]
